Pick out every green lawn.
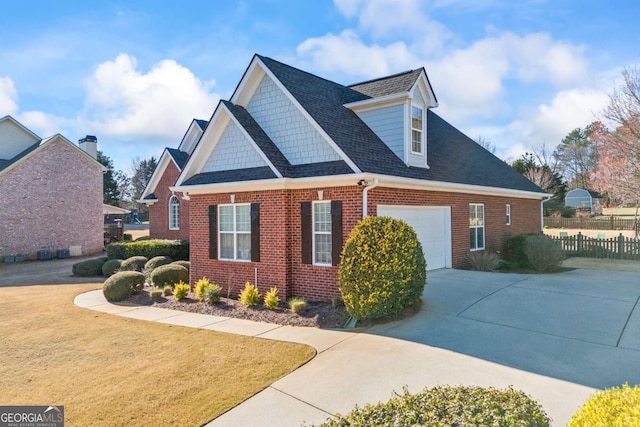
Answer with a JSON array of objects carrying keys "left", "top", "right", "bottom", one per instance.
[{"left": 0, "top": 283, "right": 315, "bottom": 426}]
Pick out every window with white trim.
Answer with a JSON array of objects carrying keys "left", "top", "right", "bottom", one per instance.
[
  {"left": 411, "top": 105, "right": 424, "bottom": 154},
  {"left": 313, "top": 201, "right": 332, "bottom": 265},
  {"left": 219, "top": 204, "right": 251, "bottom": 261},
  {"left": 169, "top": 195, "right": 179, "bottom": 230},
  {"left": 470, "top": 203, "right": 485, "bottom": 250},
  {"left": 506, "top": 204, "right": 511, "bottom": 225}
]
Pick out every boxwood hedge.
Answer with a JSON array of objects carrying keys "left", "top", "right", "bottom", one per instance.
[
  {"left": 106, "top": 239, "right": 189, "bottom": 261},
  {"left": 315, "top": 385, "right": 550, "bottom": 427}
]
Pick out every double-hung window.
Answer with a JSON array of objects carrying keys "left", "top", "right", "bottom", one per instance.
[
  {"left": 506, "top": 204, "right": 511, "bottom": 225},
  {"left": 169, "top": 195, "right": 179, "bottom": 230},
  {"left": 411, "top": 105, "right": 424, "bottom": 154},
  {"left": 219, "top": 204, "right": 251, "bottom": 261},
  {"left": 313, "top": 201, "right": 332, "bottom": 265},
  {"left": 470, "top": 203, "right": 485, "bottom": 250}
]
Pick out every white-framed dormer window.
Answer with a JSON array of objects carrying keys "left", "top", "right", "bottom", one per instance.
[
  {"left": 169, "top": 195, "right": 179, "bottom": 230},
  {"left": 470, "top": 203, "right": 485, "bottom": 251},
  {"left": 313, "top": 201, "right": 332, "bottom": 266},
  {"left": 219, "top": 204, "right": 251, "bottom": 261},
  {"left": 506, "top": 204, "right": 511, "bottom": 225},
  {"left": 411, "top": 105, "right": 424, "bottom": 154}
]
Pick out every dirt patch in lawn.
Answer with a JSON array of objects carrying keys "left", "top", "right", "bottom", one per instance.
[{"left": 126, "top": 286, "right": 351, "bottom": 329}]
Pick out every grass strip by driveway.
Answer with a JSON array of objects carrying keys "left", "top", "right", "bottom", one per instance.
[{"left": 0, "top": 283, "right": 315, "bottom": 426}]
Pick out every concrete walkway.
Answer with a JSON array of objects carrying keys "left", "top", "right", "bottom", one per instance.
[{"left": 74, "top": 265, "right": 640, "bottom": 427}]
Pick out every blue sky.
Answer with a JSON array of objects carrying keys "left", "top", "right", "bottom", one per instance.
[{"left": 1, "top": 0, "right": 638, "bottom": 173}]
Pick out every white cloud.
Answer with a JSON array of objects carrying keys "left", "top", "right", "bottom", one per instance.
[
  {"left": 81, "top": 54, "right": 219, "bottom": 138},
  {"left": 17, "top": 111, "right": 68, "bottom": 138},
  {"left": 0, "top": 77, "right": 18, "bottom": 116},
  {"left": 297, "top": 30, "right": 420, "bottom": 80}
]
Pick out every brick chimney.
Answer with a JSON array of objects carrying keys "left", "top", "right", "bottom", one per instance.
[{"left": 79, "top": 135, "right": 97, "bottom": 159}]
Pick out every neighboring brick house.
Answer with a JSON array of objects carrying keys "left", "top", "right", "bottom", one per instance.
[
  {"left": 0, "top": 116, "right": 106, "bottom": 259},
  {"left": 174, "top": 54, "right": 548, "bottom": 301},
  {"left": 140, "top": 119, "right": 207, "bottom": 240}
]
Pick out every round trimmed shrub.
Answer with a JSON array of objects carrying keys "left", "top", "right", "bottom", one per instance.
[
  {"left": 72, "top": 258, "right": 107, "bottom": 277},
  {"left": 119, "top": 256, "right": 148, "bottom": 272},
  {"left": 103, "top": 271, "right": 146, "bottom": 302},
  {"left": 171, "top": 260, "right": 190, "bottom": 273},
  {"left": 339, "top": 216, "right": 426, "bottom": 320},
  {"left": 149, "top": 264, "right": 189, "bottom": 288},
  {"left": 524, "top": 234, "right": 565, "bottom": 273},
  {"left": 102, "top": 259, "right": 122, "bottom": 277},
  {"left": 144, "top": 255, "right": 173, "bottom": 271},
  {"left": 316, "top": 385, "right": 550, "bottom": 427},
  {"left": 568, "top": 383, "right": 640, "bottom": 426}
]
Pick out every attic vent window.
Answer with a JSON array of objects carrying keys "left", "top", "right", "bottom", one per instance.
[{"left": 411, "top": 105, "right": 423, "bottom": 154}]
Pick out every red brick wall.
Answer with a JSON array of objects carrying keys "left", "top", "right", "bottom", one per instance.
[
  {"left": 189, "top": 185, "right": 542, "bottom": 301},
  {"left": 148, "top": 162, "right": 190, "bottom": 240}
]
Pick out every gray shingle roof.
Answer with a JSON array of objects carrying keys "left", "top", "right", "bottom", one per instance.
[
  {"left": 166, "top": 148, "right": 189, "bottom": 170},
  {"left": 195, "top": 119, "right": 208, "bottom": 130},
  {"left": 349, "top": 69, "right": 423, "bottom": 98}
]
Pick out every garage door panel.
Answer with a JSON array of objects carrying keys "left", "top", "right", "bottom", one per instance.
[{"left": 377, "top": 205, "right": 452, "bottom": 270}]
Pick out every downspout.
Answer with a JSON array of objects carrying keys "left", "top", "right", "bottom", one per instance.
[
  {"left": 540, "top": 195, "right": 552, "bottom": 232},
  {"left": 362, "top": 179, "right": 380, "bottom": 219}
]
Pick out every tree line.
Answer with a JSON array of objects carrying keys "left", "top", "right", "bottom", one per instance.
[
  {"left": 98, "top": 153, "right": 157, "bottom": 214},
  {"left": 480, "top": 67, "right": 640, "bottom": 210}
]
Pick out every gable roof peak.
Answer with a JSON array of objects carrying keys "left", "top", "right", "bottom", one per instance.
[{"left": 348, "top": 68, "right": 422, "bottom": 88}]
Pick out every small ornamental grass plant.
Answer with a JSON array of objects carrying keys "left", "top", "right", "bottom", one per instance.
[
  {"left": 288, "top": 297, "right": 307, "bottom": 314},
  {"left": 204, "top": 284, "right": 222, "bottom": 304},
  {"left": 314, "top": 385, "right": 550, "bottom": 427},
  {"left": 467, "top": 251, "right": 500, "bottom": 271},
  {"left": 173, "top": 281, "right": 190, "bottom": 300},
  {"left": 162, "top": 285, "right": 173, "bottom": 296},
  {"left": 194, "top": 277, "right": 212, "bottom": 302},
  {"left": 263, "top": 287, "right": 280, "bottom": 309},
  {"left": 239, "top": 282, "right": 261, "bottom": 306},
  {"left": 149, "top": 288, "right": 163, "bottom": 300},
  {"left": 568, "top": 383, "right": 640, "bottom": 426},
  {"left": 524, "top": 234, "right": 565, "bottom": 273}
]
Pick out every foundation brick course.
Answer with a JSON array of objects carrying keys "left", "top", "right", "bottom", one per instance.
[{"left": 0, "top": 138, "right": 103, "bottom": 259}]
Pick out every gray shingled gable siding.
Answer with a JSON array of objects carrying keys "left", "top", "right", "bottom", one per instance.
[{"left": 201, "top": 119, "right": 268, "bottom": 173}]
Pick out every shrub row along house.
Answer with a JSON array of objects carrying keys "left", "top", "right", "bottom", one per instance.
[
  {"left": 0, "top": 116, "right": 106, "bottom": 260},
  {"left": 142, "top": 54, "right": 546, "bottom": 301}
]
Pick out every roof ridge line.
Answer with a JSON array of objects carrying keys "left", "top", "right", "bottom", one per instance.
[{"left": 348, "top": 69, "right": 420, "bottom": 88}]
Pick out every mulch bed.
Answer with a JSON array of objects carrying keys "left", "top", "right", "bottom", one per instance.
[{"left": 124, "top": 286, "right": 351, "bottom": 329}]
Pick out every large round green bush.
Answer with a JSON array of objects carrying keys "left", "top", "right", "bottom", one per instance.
[
  {"left": 119, "top": 256, "right": 148, "bottom": 272},
  {"left": 72, "top": 258, "right": 107, "bottom": 277},
  {"left": 339, "top": 216, "right": 426, "bottom": 320},
  {"left": 524, "top": 234, "right": 565, "bottom": 273},
  {"left": 315, "top": 385, "right": 550, "bottom": 426},
  {"left": 101, "top": 259, "right": 122, "bottom": 277},
  {"left": 149, "top": 264, "right": 189, "bottom": 288},
  {"left": 103, "top": 271, "right": 146, "bottom": 302},
  {"left": 144, "top": 256, "right": 173, "bottom": 271},
  {"left": 568, "top": 383, "right": 640, "bottom": 426}
]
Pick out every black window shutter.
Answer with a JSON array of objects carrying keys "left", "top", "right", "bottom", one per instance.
[
  {"left": 250, "top": 203, "right": 260, "bottom": 262},
  {"left": 331, "top": 200, "right": 343, "bottom": 266},
  {"left": 300, "top": 202, "right": 312, "bottom": 264},
  {"left": 208, "top": 205, "right": 217, "bottom": 259}
]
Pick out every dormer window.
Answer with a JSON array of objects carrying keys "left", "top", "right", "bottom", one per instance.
[{"left": 411, "top": 105, "right": 424, "bottom": 154}]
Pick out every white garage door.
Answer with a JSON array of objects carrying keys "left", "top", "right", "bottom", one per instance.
[{"left": 377, "top": 205, "right": 452, "bottom": 270}]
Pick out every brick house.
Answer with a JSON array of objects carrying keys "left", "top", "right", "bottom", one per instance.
[
  {"left": 174, "top": 55, "right": 547, "bottom": 301},
  {"left": 0, "top": 116, "right": 106, "bottom": 259},
  {"left": 140, "top": 119, "right": 207, "bottom": 240}
]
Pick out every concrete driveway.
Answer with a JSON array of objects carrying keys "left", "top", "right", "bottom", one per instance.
[{"left": 211, "top": 267, "right": 640, "bottom": 427}]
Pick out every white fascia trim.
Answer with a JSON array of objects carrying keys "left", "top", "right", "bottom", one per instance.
[
  {"left": 221, "top": 103, "right": 283, "bottom": 178},
  {"left": 344, "top": 92, "right": 409, "bottom": 111},
  {"left": 255, "top": 57, "right": 361, "bottom": 174},
  {"left": 172, "top": 172, "right": 549, "bottom": 200},
  {"left": 175, "top": 101, "right": 225, "bottom": 187},
  {"left": 140, "top": 150, "right": 171, "bottom": 200},
  {"left": 137, "top": 198, "right": 158, "bottom": 205}
]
